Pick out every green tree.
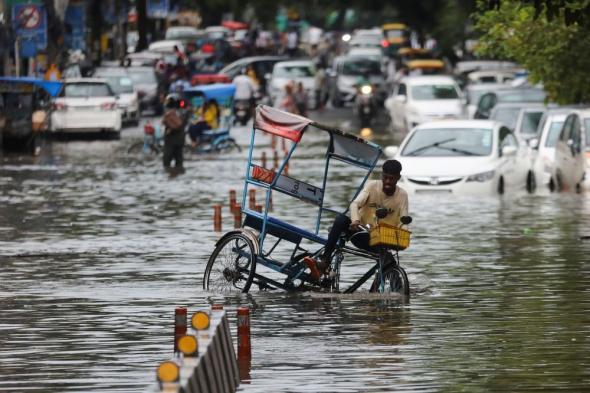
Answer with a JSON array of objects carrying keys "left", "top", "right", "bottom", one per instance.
[{"left": 474, "top": 1, "right": 590, "bottom": 104}]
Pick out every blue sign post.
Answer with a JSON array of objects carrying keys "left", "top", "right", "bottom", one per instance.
[
  {"left": 12, "top": 3, "right": 48, "bottom": 57},
  {"left": 65, "top": 4, "right": 86, "bottom": 50},
  {"left": 147, "top": 0, "right": 169, "bottom": 19}
]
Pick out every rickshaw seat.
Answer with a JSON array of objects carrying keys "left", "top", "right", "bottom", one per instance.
[{"left": 243, "top": 212, "right": 327, "bottom": 246}]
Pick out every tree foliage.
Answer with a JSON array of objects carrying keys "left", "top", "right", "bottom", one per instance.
[{"left": 475, "top": 0, "right": 590, "bottom": 104}]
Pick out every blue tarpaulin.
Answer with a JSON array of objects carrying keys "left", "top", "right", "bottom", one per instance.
[
  {"left": 183, "top": 83, "right": 236, "bottom": 107},
  {"left": 0, "top": 77, "right": 63, "bottom": 97}
]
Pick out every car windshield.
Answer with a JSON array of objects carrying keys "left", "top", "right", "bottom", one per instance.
[
  {"left": 402, "top": 128, "right": 493, "bottom": 157},
  {"left": 500, "top": 89, "right": 546, "bottom": 103},
  {"left": 103, "top": 76, "right": 134, "bottom": 94},
  {"left": 128, "top": 70, "right": 157, "bottom": 84},
  {"left": 275, "top": 65, "right": 315, "bottom": 78},
  {"left": 545, "top": 121, "right": 564, "bottom": 147},
  {"left": 342, "top": 59, "right": 381, "bottom": 76},
  {"left": 385, "top": 30, "right": 405, "bottom": 39},
  {"left": 520, "top": 111, "right": 544, "bottom": 135},
  {"left": 491, "top": 107, "right": 521, "bottom": 129},
  {"left": 63, "top": 83, "right": 112, "bottom": 97},
  {"left": 410, "top": 84, "right": 459, "bottom": 100}
]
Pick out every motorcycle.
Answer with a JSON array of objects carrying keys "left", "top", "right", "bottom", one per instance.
[
  {"left": 354, "top": 84, "right": 376, "bottom": 129},
  {"left": 234, "top": 98, "right": 252, "bottom": 126}
]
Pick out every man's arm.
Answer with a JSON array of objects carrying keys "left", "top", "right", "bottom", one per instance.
[
  {"left": 399, "top": 189, "right": 409, "bottom": 218},
  {"left": 349, "top": 184, "right": 371, "bottom": 228}
]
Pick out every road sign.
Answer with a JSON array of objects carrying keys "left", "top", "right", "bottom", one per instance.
[
  {"left": 147, "top": 0, "right": 169, "bottom": 19},
  {"left": 12, "top": 3, "right": 47, "bottom": 55}
]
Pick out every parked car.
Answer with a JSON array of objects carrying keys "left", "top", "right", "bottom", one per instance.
[
  {"left": 328, "top": 55, "right": 385, "bottom": 107},
  {"left": 268, "top": 60, "right": 317, "bottom": 108},
  {"left": 489, "top": 102, "right": 545, "bottom": 132},
  {"left": 528, "top": 109, "right": 571, "bottom": 190},
  {"left": 126, "top": 66, "right": 164, "bottom": 115},
  {"left": 385, "top": 75, "right": 465, "bottom": 132},
  {"left": 93, "top": 67, "right": 140, "bottom": 126},
  {"left": 50, "top": 78, "right": 122, "bottom": 137},
  {"left": 464, "top": 83, "right": 508, "bottom": 119},
  {"left": 165, "top": 26, "right": 205, "bottom": 44},
  {"left": 385, "top": 120, "right": 529, "bottom": 195},
  {"left": 474, "top": 87, "right": 546, "bottom": 119},
  {"left": 218, "top": 56, "right": 288, "bottom": 94},
  {"left": 551, "top": 109, "right": 589, "bottom": 192},
  {"left": 466, "top": 70, "right": 516, "bottom": 85}
]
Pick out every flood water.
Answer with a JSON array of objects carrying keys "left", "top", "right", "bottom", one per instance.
[{"left": 1, "top": 111, "right": 589, "bottom": 392}]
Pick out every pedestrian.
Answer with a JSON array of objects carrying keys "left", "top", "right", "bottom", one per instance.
[
  {"left": 294, "top": 82, "right": 308, "bottom": 116},
  {"left": 44, "top": 63, "right": 61, "bottom": 81},
  {"left": 279, "top": 82, "right": 297, "bottom": 113},
  {"left": 162, "top": 93, "right": 188, "bottom": 172},
  {"left": 286, "top": 29, "right": 298, "bottom": 57}
]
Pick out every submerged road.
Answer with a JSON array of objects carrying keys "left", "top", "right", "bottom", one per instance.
[{"left": 1, "top": 106, "right": 589, "bottom": 392}]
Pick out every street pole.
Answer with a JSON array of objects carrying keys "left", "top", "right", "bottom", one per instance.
[{"left": 14, "top": 37, "right": 20, "bottom": 76}]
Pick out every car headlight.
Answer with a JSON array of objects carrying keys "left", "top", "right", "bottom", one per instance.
[
  {"left": 360, "top": 85, "right": 372, "bottom": 95},
  {"left": 466, "top": 170, "right": 495, "bottom": 182}
]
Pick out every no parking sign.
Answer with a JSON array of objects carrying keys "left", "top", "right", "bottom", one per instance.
[{"left": 12, "top": 3, "right": 48, "bottom": 57}]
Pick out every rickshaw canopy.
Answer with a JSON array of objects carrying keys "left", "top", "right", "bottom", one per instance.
[
  {"left": 183, "top": 83, "right": 236, "bottom": 107},
  {"left": 382, "top": 23, "right": 407, "bottom": 30},
  {"left": 0, "top": 77, "right": 63, "bottom": 97},
  {"left": 407, "top": 59, "right": 445, "bottom": 70}
]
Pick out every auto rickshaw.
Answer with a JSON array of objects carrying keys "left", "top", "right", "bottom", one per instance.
[
  {"left": 407, "top": 59, "right": 446, "bottom": 75},
  {"left": 0, "top": 77, "right": 62, "bottom": 152},
  {"left": 381, "top": 23, "right": 410, "bottom": 58},
  {"left": 397, "top": 47, "right": 435, "bottom": 65}
]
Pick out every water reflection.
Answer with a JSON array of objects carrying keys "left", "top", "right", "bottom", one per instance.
[{"left": 1, "top": 118, "right": 589, "bottom": 392}]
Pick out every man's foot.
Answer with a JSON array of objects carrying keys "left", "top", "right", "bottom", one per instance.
[{"left": 303, "top": 256, "right": 329, "bottom": 282}]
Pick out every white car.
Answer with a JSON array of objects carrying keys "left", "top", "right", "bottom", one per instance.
[
  {"left": 93, "top": 68, "right": 140, "bottom": 125},
  {"left": 50, "top": 78, "right": 122, "bottom": 136},
  {"left": 385, "top": 120, "right": 529, "bottom": 195},
  {"left": 528, "top": 110, "right": 570, "bottom": 190},
  {"left": 551, "top": 109, "right": 589, "bottom": 192},
  {"left": 148, "top": 40, "right": 185, "bottom": 54},
  {"left": 385, "top": 75, "right": 465, "bottom": 132},
  {"left": 268, "top": 60, "right": 317, "bottom": 109}
]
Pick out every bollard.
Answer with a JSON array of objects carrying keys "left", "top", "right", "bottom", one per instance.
[
  {"left": 261, "top": 151, "right": 267, "bottom": 169},
  {"left": 233, "top": 204, "right": 242, "bottom": 228},
  {"left": 281, "top": 137, "right": 286, "bottom": 151},
  {"left": 254, "top": 204, "right": 263, "bottom": 213},
  {"left": 268, "top": 192, "right": 273, "bottom": 211},
  {"left": 237, "top": 307, "right": 251, "bottom": 360},
  {"left": 273, "top": 150, "right": 279, "bottom": 170},
  {"left": 284, "top": 162, "right": 289, "bottom": 176},
  {"left": 271, "top": 134, "right": 276, "bottom": 149},
  {"left": 229, "top": 189, "right": 237, "bottom": 207},
  {"left": 174, "top": 307, "right": 187, "bottom": 353},
  {"left": 248, "top": 189, "right": 256, "bottom": 210},
  {"left": 211, "top": 304, "right": 224, "bottom": 310},
  {"left": 213, "top": 204, "right": 222, "bottom": 232}
]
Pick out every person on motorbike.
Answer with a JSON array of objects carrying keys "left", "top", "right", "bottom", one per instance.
[
  {"left": 188, "top": 99, "right": 220, "bottom": 148},
  {"left": 304, "top": 159, "right": 409, "bottom": 281},
  {"left": 233, "top": 68, "right": 257, "bottom": 116},
  {"left": 162, "top": 93, "right": 188, "bottom": 171}
]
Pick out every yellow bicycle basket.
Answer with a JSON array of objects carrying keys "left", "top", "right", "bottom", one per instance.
[{"left": 369, "top": 223, "right": 411, "bottom": 250}]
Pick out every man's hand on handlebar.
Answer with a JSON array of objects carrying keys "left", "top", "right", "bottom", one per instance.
[{"left": 350, "top": 220, "right": 366, "bottom": 232}]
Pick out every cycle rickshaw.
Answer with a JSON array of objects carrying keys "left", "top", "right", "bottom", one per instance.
[
  {"left": 203, "top": 105, "right": 411, "bottom": 296},
  {"left": 183, "top": 83, "right": 241, "bottom": 153}
]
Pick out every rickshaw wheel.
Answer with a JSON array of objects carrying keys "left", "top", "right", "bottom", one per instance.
[
  {"left": 214, "top": 138, "right": 241, "bottom": 153},
  {"left": 127, "top": 141, "right": 159, "bottom": 156},
  {"left": 370, "top": 264, "right": 410, "bottom": 297},
  {"left": 203, "top": 233, "right": 256, "bottom": 293}
]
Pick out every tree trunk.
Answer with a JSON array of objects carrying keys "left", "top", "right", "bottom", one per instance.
[{"left": 136, "top": 0, "right": 148, "bottom": 52}]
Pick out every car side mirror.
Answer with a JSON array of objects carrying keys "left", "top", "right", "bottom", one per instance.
[
  {"left": 502, "top": 145, "right": 517, "bottom": 156},
  {"left": 384, "top": 145, "right": 399, "bottom": 158},
  {"left": 375, "top": 207, "right": 389, "bottom": 219},
  {"left": 400, "top": 216, "right": 412, "bottom": 225}
]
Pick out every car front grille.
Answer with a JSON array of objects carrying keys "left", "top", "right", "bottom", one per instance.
[{"left": 407, "top": 176, "right": 463, "bottom": 186}]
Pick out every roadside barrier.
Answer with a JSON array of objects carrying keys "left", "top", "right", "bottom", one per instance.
[
  {"left": 149, "top": 306, "right": 242, "bottom": 393},
  {"left": 213, "top": 205, "right": 222, "bottom": 232}
]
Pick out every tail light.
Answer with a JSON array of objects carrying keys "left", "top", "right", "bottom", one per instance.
[
  {"left": 52, "top": 102, "right": 67, "bottom": 111},
  {"left": 101, "top": 102, "right": 116, "bottom": 111},
  {"left": 179, "top": 99, "right": 186, "bottom": 108},
  {"left": 144, "top": 122, "right": 155, "bottom": 135},
  {"left": 381, "top": 39, "right": 389, "bottom": 48}
]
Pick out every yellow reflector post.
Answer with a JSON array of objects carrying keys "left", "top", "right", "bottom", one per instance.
[
  {"left": 178, "top": 335, "right": 198, "bottom": 356},
  {"left": 157, "top": 361, "right": 179, "bottom": 383},
  {"left": 191, "top": 311, "right": 210, "bottom": 330}
]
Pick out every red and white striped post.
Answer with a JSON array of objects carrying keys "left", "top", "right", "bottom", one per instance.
[
  {"left": 237, "top": 307, "right": 251, "bottom": 360},
  {"left": 174, "top": 307, "right": 187, "bottom": 353}
]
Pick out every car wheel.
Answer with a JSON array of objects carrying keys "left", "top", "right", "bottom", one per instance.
[
  {"left": 576, "top": 183, "right": 582, "bottom": 194},
  {"left": 497, "top": 177, "right": 505, "bottom": 195},
  {"left": 555, "top": 172, "right": 564, "bottom": 192},
  {"left": 331, "top": 91, "right": 342, "bottom": 108},
  {"left": 526, "top": 171, "right": 536, "bottom": 193}
]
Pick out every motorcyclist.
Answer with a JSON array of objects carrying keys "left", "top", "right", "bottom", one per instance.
[
  {"left": 162, "top": 93, "right": 188, "bottom": 171},
  {"left": 233, "top": 68, "right": 257, "bottom": 121}
]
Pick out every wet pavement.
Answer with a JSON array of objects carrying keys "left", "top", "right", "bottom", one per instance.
[{"left": 1, "top": 107, "right": 590, "bottom": 392}]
